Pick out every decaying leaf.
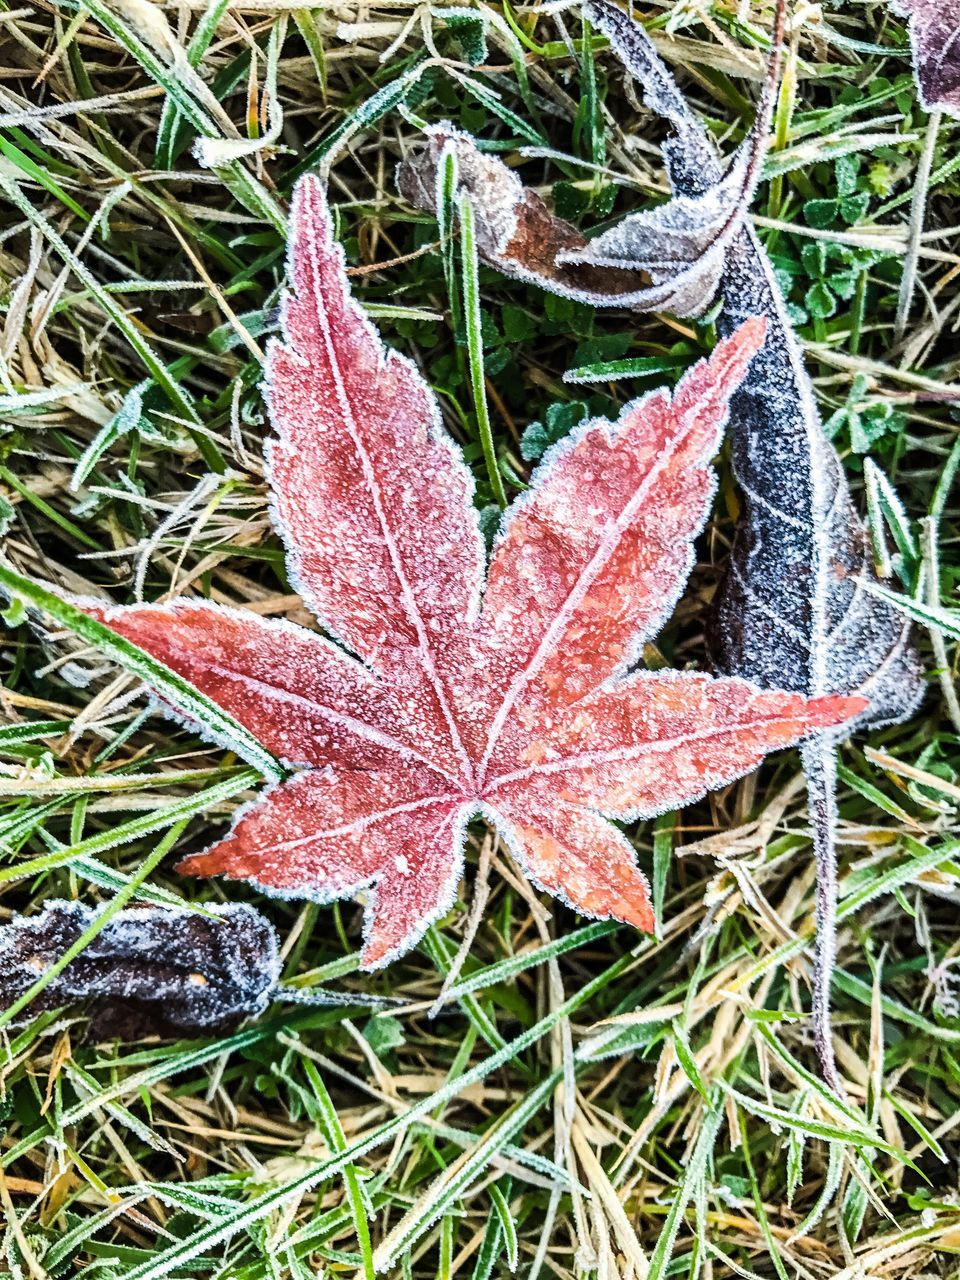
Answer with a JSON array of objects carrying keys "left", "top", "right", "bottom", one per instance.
[
  {"left": 0, "top": 901, "right": 279, "bottom": 1038},
  {"left": 555, "top": 1, "right": 782, "bottom": 308},
  {"left": 84, "top": 175, "right": 862, "bottom": 970},
  {"left": 396, "top": 27, "right": 777, "bottom": 322},
  {"left": 892, "top": 0, "right": 960, "bottom": 117},
  {"left": 581, "top": 0, "right": 924, "bottom": 1090},
  {"left": 397, "top": 126, "right": 656, "bottom": 306}
]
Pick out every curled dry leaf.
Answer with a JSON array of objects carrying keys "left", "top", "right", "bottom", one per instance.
[
  {"left": 85, "top": 175, "right": 862, "bottom": 970},
  {"left": 582, "top": 0, "right": 924, "bottom": 1090},
  {"left": 0, "top": 901, "right": 279, "bottom": 1038},
  {"left": 397, "top": 0, "right": 780, "bottom": 319},
  {"left": 892, "top": 0, "right": 960, "bottom": 117},
  {"left": 398, "top": 127, "right": 655, "bottom": 305},
  {"left": 396, "top": 79, "right": 772, "bottom": 320}
]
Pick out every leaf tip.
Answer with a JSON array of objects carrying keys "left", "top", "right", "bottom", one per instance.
[
  {"left": 735, "top": 314, "right": 767, "bottom": 351},
  {"left": 174, "top": 850, "right": 220, "bottom": 880},
  {"left": 804, "top": 693, "right": 870, "bottom": 731},
  {"left": 599, "top": 880, "right": 656, "bottom": 936},
  {"left": 672, "top": 315, "right": 766, "bottom": 433},
  {"left": 618, "top": 897, "right": 656, "bottom": 935},
  {"left": 713, "top": 315, "right": 766, "bottom": 377},
  {"left": 288, "top": 170, "right": 333, "bottom": 261},
  {"left": 292, "top": 168, "right": 326, "bottom": 206},
  {"left": 358, "top": 936, "right": 395, "bottom": 971}
]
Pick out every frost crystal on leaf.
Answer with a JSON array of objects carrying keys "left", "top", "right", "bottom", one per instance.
[
  {"left": 0, "top": 902, "right": 279, "bottom": 1038},
  {"left": 397, "top": 28, "right": 776, "bottom": 321},
  {"left": 86, "top": 175, "right": 863, "bottom": 970}
]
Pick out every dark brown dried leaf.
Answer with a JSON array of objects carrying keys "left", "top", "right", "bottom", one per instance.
[
  {"left": 0, "top": 901, "right": 280, "bottom": 1039},
  {"left": 396, "top": 81, "right": 772, "bottom": 320},
  {"left": 396, "top": 127, "right": 657, "bottom": 304}
]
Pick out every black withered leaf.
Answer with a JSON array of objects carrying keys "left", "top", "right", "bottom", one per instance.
[
  {"left": 0, "top": 901, "right": 280, "bottom": 1039},
  {"left": 579, "top": 0, "right": 924, "bottom": 1091}
]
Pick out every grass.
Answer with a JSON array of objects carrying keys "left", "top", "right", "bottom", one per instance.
[{"left": 1, "top": 0, "right": 960, "bottom": 1277}]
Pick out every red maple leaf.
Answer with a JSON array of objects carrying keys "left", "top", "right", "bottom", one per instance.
[{"left": 87, "top": 176, "right": 864, "bottom": 968}]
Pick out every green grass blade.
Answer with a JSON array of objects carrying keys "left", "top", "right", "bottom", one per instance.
[
  {"left": 0, "top": 770, "right": 257, "bottom": 885},
  {"left": 460, "top": 192, "right": 507, "bottom": 508},
  {"left": 0, "top": 561, "right": 283, "bottom": 781},
  {"left": 647, "top": 1090, "right": 724, "bottom": 1280}
]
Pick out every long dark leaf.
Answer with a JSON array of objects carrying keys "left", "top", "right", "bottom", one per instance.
[
  {"left": 583, "top": 0, "right": 924, "bottom": 1091},
  {"left": 401, "top": 1, "right": 927, "bottom": 1090}
]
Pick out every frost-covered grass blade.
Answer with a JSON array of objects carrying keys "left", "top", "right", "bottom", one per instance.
[{"left": 0, "top": 3, "right": 952, "bottom": 1275}]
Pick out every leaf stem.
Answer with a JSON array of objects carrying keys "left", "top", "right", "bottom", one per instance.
[
  {"left": 801, "top": 735, "right": 846, "bottom": 1098},
  {"left": 895, "top": 108, "right": 941, "bottom": 343}
]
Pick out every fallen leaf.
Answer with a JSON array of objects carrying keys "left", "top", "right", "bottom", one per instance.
[
  {"left": 555, "top": 3, "right": 782, "bottom": 312},
  {"left": 397, "top": 127, "right": 654, "bottom": 305},
  {"left": 0, "top": 901, "right": 279, "bottom": 1038},
  {"left": 583, "top": 0, "right": 924, "bottom": 1090},
  {"left": 396, "top": 1, "right": 781, "bottom": 320},
  {"left": 892, "top": 0, "right": 960, "bottom": 117},
  {"left": 396, "top": 76, "right": 771, "bottom": 319},
  {"left": 85, "top": 175, "right": 862, "bottom": 970}
]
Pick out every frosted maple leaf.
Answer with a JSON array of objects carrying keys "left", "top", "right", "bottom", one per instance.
[{"left": 87, "top": 176, "right": 864, "bottom": 968}]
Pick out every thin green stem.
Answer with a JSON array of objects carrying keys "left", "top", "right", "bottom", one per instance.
[{"left": 459, "top": 193, "right": 507, "bottom": 509}]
